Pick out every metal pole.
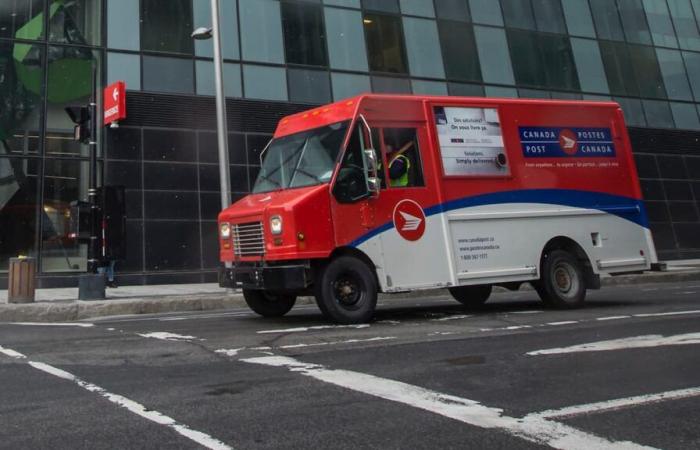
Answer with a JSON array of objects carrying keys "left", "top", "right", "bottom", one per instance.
[
  {"left": 88, "top": 63, "right": 100, "bottom": 274},
  {"left": 211, "top": 0, "right": 232, "bottom": 210}
]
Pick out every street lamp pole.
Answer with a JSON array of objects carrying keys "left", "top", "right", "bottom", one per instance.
[
  {"left": 210, "top": 0, "right": 232, "bottom": 210},
  {"left": 193, "top": 0, "right": 232, "bottom": 210}
]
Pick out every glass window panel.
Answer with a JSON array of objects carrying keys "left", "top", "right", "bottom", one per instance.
[
  {"left": 501, "top": 0, "right": 536, "bottom": 30},
  {"left": 439, "top": 21, "right": 481, "bottom": 82},
  {"left": 561, "top": 0, "right": 596, "bottom": 38},
  {"left": 141, "top": 0, "right": 193, "bottom": 54},
  {"left": 532, "top": 0, "right": 567, "bottom": 34},
  {"left": 49, "top": 0, "right": 101, "bottom": 46},
  {"left": 331, "top": 72, "right": 371, "bottom": 100},
  {"left": 618, "top": 0, "right": 652, "bottom": 44},
  {"left": 485, "top": 85, "right": 517, "bottom": 97},
  {"left": 240, "top": 0, "right": 284, "bottom": 64},
  {"left": 583, "top": 94, "right": 612, "bottom": 101},
  {"left": 325, "top": 0, "right": 361, "bottom": 7},
  {"left": 243, "top": 65, "right": 288, "bottom": 101},
  {"left": 589, "top": 0, "right": 625, "bottom": 41},
  {"left": 670, "top": 102, "right": 700, "bottom": 129},
  {"left": 474, "top": 26, "right": 515, "bottom": 85},
  {"left": 364, "top": 13, "right": 408, "bottom": 74},
  {"left": 193, "top": 0, "right": 239, "bottom": 60},
  {"left": 628, "top": 44, "right": 666, "bottom": 99},
  {"left": 469, "top": 0, "right": 504, "bottom": 26},
  {"left": 282, "top": 1, "right": 328, "bottom": 66},
  {"left": 643, "top": 0, "right": 679, "bottom": 48},
  {"left": 400, "top": 0, "right": 435, "bottom": 17},
  {"left": 656, "top": 48, "right": 693, "bottom": 101},
  {"left": 600, "top": 41, "right": 639, "bottom": 97},
  {"left": 325, "top": 7, "right": 368, "bottom": 71},
  {"left": 107, "top": 52, "right": 141, "bottom": 90},
  {"left": 540, "top": 34, "right": 579, "bottom": 90},
  {"left": 571, "top": 38, "right": 609, "bottom": 94},
  {"left": 411, "top": 79, "right": 448, "bottom": 95},
  {"left": 0, "top": 157, "right": 39, "bottom": 271},
  {"left": 519, "top": 88, "right": 551, "bottom": 99},
  {"left": 142, "top": 55, "right": 194, "bottom": 94},
  {"left": 403, "top": 17, "right": 445, "bottom": 78},
  {"left": 434, "top": 0, "right": 470, "bottom": 21},
  {"left": 195, "top": 60, "right": 242, "bottom": 97},
  {"left": 550, "top": 91, "right": 583, "bottom": 100},
  {"left": 107, "top": 0, "right": 139, "bottom": 50},
  {"left": 615, "top": 96, "right": 647, "bottom": 126},
  {"left": 682, "top": 50, "right": 700, "bottom": 100},
  {"left": 1, "top": 0, "right": 44, "bottom": 40},
  {"left": 288, "top": 68, "right": 332, "bottom": 103},
  {"left": 448, "top": 82, "right": 485, "bottom": 96},
  {"left": 41, "top": 159, "right": 90, "bottom": 273},
  {"left": 508, "top": 30, "right": 543, "bottom": 87},
  {"left": 45, "top": 47, "right": 100, "bottom": 158},
  {"left": 667, "top": 0, "right": 700, "bottom": 51},
  {"left": 642, "top": 100, "right": 675, "bottom": 128},
  {"left": 363, "top": 0, "right": 400, "bottom": 13},
  {"left": 371, "top": 76, "right": 411, "bottom": 93},
  {"left": 0, "top": 41, "right": 43, "bottom": 156}
]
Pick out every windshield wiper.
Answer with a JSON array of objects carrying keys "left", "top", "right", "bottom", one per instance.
[
  {"left": 293, "top": 167, "right": 323, "bottom": 184},
  {"left": 256, "top": 172, "right": 282, "bottom": 189}
]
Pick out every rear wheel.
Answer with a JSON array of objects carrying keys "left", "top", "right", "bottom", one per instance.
[
  {"left": 315, "top": 256, "right": 378, "bottom": 324},
  {"left": 243, "top": 289, "right": 297, "bottom": 317},
  {"left": 534, "top": 250, "right": 587, "bottom": 308},
  {"left": 448, "top": 285, "right": 492, "bottom": 308}
]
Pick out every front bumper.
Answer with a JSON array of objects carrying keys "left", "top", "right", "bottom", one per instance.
[{"left": 219, "top": 262, "right": 311, "bottom": 290}]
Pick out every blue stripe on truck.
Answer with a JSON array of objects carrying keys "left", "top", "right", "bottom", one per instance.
[{"left": 350, "top": 189, "right": 648, "bottom": 248}]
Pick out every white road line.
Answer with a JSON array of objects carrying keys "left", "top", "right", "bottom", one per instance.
[
  {"left": 0, "top": 345, "right": 26, "bottom": 359},
  {"left": 430, "top": 315, "right": 472, "bottom": 322},
  {"left": 257, "top": 324, "right": 370, "bottom": 334},
  {"left": 0, "top": 346, "right": 232, "bottom": 449},
  {"left": 215, "top": 337, "right": 397, "bottom": 357},
  {"left": 137, "top": 332, "right": 201, "bottom": 342},
  {"left": 527, "top": 333, "right": 700, "bottom": 356},
  {"left": 511, "top": 311, "right": 544, "bottom": 314},
  {"left": 596, "top": 316, "right": 631, "bottom": 321},
  {"left": 678, "top": 291, "right": 698, "bottom": 295},
  {"left": 633, "top": 310, "right": 700, "bottom": 318},
  {"left": 242, "top": 355, "right": 653, "bottom": 450},
  {"left": 11, "top": 322, "right": 95, "bottom": 328},
  {"left": 529, "top": 387, "right": 700, "bottom": 420},
  {"left": 546, "top": 321, "right": 579, "bottom": 326}
]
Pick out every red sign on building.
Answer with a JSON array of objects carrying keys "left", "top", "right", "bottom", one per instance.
[{"left": 103, "top": 81, "right": 126, "bottom": 126}]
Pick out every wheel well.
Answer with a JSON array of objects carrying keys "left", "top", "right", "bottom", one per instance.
[
  {"left": 316, "top": 247, "right": 381, "bottom": 291},
  {"left": 540, "top": 236, "right": 598, "bottom": 288}
]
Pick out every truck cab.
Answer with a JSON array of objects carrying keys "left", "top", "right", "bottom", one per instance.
[{"left": 219, "top": 94, "right": 656, "bottom": 323}]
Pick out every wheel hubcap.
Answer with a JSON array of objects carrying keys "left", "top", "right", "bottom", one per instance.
[
  {"left": 552, "top": 262, "right": 579, "bottom": 299},
  {"left": 333, "top": 273, "right": 363, "bottom": 309}
]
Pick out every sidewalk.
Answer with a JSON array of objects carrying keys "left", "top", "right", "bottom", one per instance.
[{"left": 2, "top": 260, "right": 699, "bottom": 323}]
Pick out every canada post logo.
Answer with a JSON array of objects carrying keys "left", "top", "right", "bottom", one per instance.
[{"left": 519, "top": 127, "right": 616, "bottom": 158}]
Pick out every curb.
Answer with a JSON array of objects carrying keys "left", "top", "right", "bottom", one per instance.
[{"left": 2, "top": 269, "right": 699, "bottom": 323}]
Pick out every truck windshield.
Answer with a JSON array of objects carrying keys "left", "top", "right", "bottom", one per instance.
[{"left": 253, "top": 121, "right": 350, "bottom": 193}]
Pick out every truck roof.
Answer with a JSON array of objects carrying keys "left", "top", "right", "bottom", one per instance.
[{"left": 273, "top": 94, "right": 621, "bottom": 139}]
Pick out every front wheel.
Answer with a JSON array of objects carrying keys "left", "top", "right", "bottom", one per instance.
[
  {"left": 243, "top": 290, "right": 297, "bottom": 317},
  {"left": 534, "top": 250, "right": 587, "bottom": 308},
  {"left": 315, "top": 256, "right": 378, "bottom": 324},
  {"left": 448, "top": 285, "right": 492, "bottom": 308}
]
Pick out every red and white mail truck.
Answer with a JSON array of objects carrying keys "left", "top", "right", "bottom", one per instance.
[{"left": 218, "top": 94, "right": 656, "bottom": 323}]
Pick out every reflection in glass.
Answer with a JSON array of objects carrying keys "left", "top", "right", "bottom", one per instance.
[
  {"left": 0, "top": 0, "right": 45, "bottom": 40},
  {"left": 41, "top": 159, "right": 90, "bottom": 272},
  {"left": 282, "top": 1, "right": 328, "bottom": 66},
  {"left": 141, "top": 0, "right": 194, "bottom": 54},
  {"left": 0, "top": 158, "right": 39, "bottom": 271},
  {"left": 48, "top": 0, "right": 102, "bottom": 46},
  {"left": 364, "top": 13, "right": 408, "bottom": 74}
]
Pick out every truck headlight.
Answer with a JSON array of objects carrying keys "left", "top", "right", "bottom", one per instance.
[
  {"left": 220, "top": 222, "right": 231, "bottom": 239},
  {"left": 270, "top": 216, "right": 283, "bottom": 235}
]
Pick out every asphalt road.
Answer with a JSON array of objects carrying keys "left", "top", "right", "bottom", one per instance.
[{"left": 1, "top": 281, "right": 699, "bottom": 449}]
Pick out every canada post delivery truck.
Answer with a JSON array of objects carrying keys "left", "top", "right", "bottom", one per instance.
[{"left": 218, "top": 94, "right": 656, "bottom": 324}]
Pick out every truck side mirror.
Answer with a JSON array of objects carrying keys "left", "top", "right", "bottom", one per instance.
[{"left": 364, "top": 148, "right": 380, "bottom": 196}]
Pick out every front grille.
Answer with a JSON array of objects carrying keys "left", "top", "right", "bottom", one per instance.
[{"left": 233, "top": 222, "right": 265, "bottom": 257}]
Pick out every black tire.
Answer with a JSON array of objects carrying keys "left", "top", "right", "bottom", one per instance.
[
  {"left": 243, "top": 289, "right": 297, "bottom": 317},
  {"left": 314, "top": 256, "right": 378, "bottom": 324},
  {"left": 448, "top": 285, "right": 492, "bottom": 307},
  {"left": 534, "top": 250, "right": 587, "bottom": 308}
]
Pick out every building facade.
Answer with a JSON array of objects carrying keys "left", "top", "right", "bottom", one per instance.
[{"left": 1, "top": 0, "right": 700, "bottom": 287}]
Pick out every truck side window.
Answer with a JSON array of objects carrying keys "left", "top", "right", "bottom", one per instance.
[
  {"left": 333, "top": 124, "right": 370, "bottom": 203},
  {"left": 382, "top": 128, "right": 425, "bottom": 188}
]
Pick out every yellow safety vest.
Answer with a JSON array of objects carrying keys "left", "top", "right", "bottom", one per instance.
[{"left": 389, "top": 154, "right": 410, "bottom": 188}]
